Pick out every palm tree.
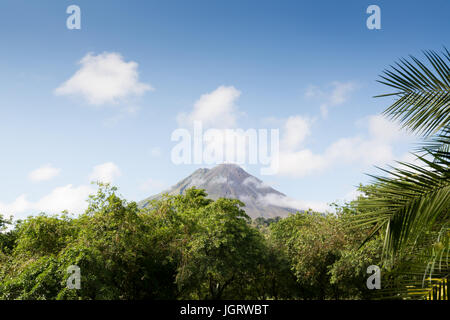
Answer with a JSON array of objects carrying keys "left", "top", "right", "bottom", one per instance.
[{"left": 354, "top": 48, "right": 449, "bottom": 299}]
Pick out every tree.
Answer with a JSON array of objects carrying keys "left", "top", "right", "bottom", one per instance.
[
  {"left": 0, "top": 184, "right": 179, "bottom": 300},
  {"left": 354, "top": 49, "right": 450, "bottom": 299},
  {"left": 0, "top": 214, "right": 16, "bottom": 254},
  {"left": 153, "top": 188, "right": 269, "bottom": 299},
  {"left": 0, "top": 186, "right": 289, "bottom": 300},
  {"left": 269, "top": 208, "right": 381, "bottom": 300}
]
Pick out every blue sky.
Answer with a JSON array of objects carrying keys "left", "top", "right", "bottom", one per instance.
[{"left": 0, "top": 0, "right": 448, "bottom": 218}]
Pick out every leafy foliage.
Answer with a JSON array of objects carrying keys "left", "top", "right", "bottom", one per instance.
[
  {"left": 0, "top": 185, "right": 378, "bottom": 300},
  {"left": 377, "top": 48, "right": 450, "bottom": 136},
  {"left": 270, "top": 205, "right": 381, "bottom": 300},
  {"left": 354, "top": 48, "right": 450, "bottom": 299}
]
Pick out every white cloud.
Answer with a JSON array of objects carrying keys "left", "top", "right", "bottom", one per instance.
[
  {"left": 319, "top": 105, "right": 329, "bottom": 118},
  {"left": 177, "top": 85, "right": 241, "bottom": 129},
  {"left": 243, "top": 176, "right": 270, "bottom": 189},
  {"left": 329, "top": 81, "right": 356, "bottom": 106},
  {"left": 306, "top": 81, "right": 357, "bottom": 117},
  {"left": 277, "top": 149, "right": 328, "bottom": 177},
  {"left": 325, "top": 136, "right": 395, "bottom": 166},
  {"left": 366, "top": 114, "right": 406, "bottom": 142},
  {"left": 305, "top": 85, "right": 324, "bottom": 99},
  {"left": 0, "top": 195, "right": 29, "bottom": 215},
  {"left": 274, "top": 114, "right": 412, "bottom": 177},
  {"left": 281, "top": 116, "right": 312, "bottom": 151},
  {"left": 34, "top": 184, "right": 95, "bottom": 214},
  {"left": 258, "top": 193, "right": 329, "bottom": 212},
  {"left": 29, "top": 164, "right": 61, "bottom": 182},
  {"left": 385, "top": 152, "right": 432, "bottom": 177},
  {"left": 0, "top": 162, "right": 125, "bottom": 218},
  {"left": 55, "top": 52, "right": 152, "bottom": 105},
  {"left": 0, "top": 185, "right": 95, "bottom": 217},
  {"left": 89, "top": 162, "right": 121, "bottom": 183}
]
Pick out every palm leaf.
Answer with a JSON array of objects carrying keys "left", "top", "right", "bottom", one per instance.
[
  {"left": 376, "top": 49, "right": 450, "bottom": 137},
  {"left": 352, "top": 48, "right": 450, "bottom": 300},
  {"left": 356, "top": 151, "right": 449, "bottom": 262}
]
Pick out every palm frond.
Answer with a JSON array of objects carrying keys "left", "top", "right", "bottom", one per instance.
[
  {"left": 417, "top": 125, "right": 450, "bottom": 161},
  {"left": 354, "top": 48, "right": 450, "bottom": 300},
  {"left": 355, "top": 150, "right": 449, "bottom": 263},
  {"left": 376, "top": 49, "right": 450, "bottom": 137}
]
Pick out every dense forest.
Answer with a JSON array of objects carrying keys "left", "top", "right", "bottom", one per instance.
[
  {"left": 0, "top": 185, "right": 381, "bottom": 300},
  {"left": 0, "top": 49, "right": 448, "bottom": 300}
]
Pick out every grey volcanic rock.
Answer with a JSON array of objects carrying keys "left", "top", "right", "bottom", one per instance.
[{"left": 138, "top": 164, "right": 299, "bottom": 218}]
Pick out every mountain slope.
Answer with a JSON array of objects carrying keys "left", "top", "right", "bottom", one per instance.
[{"left": 138, "top": 164, "right": 299, "bottom": 218}]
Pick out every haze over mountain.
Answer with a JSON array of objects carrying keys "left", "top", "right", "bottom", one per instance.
[{"left": 139, "top": 164, "right": 301, "bottom": 218}]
